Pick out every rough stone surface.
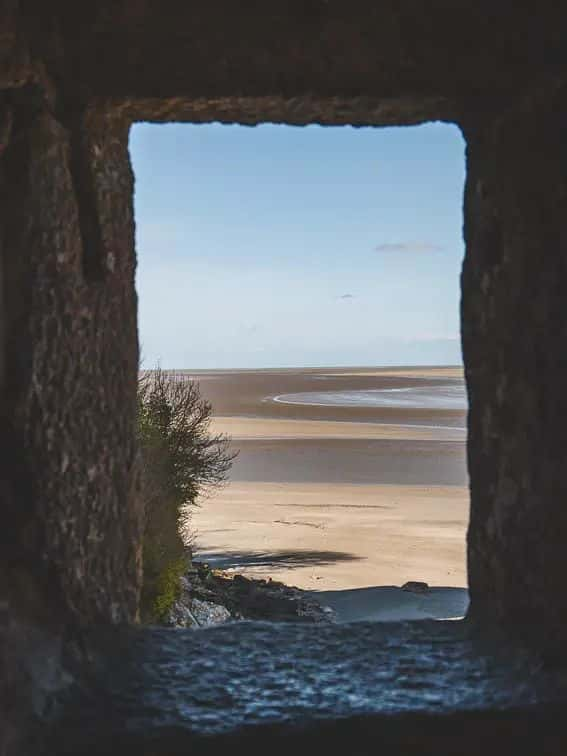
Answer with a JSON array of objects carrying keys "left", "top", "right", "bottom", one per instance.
[
  {"left": 189, "top": 599, "right": 232, "bottom": 627},
  {"left": 167, "top": 563, "right": 336, "bottom": 627},
  {"left": 462, "top": 91, "right": 567, "bottom": 644},
  {"left": 51, "top": 620, "right": 567, "bottom": 754},
  {"left": 1, "top": 105, "right": 141, "bottom": 625},
  {"left": 36, "top": 3, "right": 567, "bottom": 125},
  {"left": 2, "top": 2, "right": 567, "bottom": 753},
  {"left": 168, "top": 596, "right": 231, "bottom": 628},
  {"left": 1, "top": 26, "right": 142, "bottom": 752}
]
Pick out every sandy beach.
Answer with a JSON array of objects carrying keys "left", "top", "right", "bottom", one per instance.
[{"left": 188, "top": 366, "right": 469, "bottom": 622}]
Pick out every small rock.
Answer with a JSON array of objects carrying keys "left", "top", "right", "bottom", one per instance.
[
  {"left": 190, "top": 598, "right": 231, "bottom": 626},
  {"left": 167, "top": 600, "right": 198, "bottom": 628},
  {"left": 401, "top": 581, "right": 430, "bottom": 594}
]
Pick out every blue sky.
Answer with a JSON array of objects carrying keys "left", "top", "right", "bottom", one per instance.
[{"left": 131, "top": 122, "right": 465, "bottom": 369}]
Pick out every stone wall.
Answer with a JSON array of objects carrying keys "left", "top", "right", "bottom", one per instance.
[
  {"left": 462, "top": 88, "right": 567, "bottom": 641},
  {"left": 1, "top": 18, "right": 142, "bottom": 749},
  {"left": 2, "top": 1, "right": 567, "bottom": 751},
  {"left": 1, "top": 92, "right": 141, "bottom": 624}
]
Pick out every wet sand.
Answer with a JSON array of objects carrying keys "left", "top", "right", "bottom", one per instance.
[{"left": 188, "top": 366, "right": 469, "bottom": 621}]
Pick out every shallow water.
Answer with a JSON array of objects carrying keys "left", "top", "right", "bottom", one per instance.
[{"left": 274, "top": 384, "right": 467, "bottom": 411}]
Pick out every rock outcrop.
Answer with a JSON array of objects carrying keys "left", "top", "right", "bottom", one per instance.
[
  {"left": 402, "top": 581, "right": 430, "bottom": 595},
  {"left": 167, "top": 562, "right": 335, "bottom": 628}
]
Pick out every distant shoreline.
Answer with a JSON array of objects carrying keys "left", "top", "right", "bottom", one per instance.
[{"left": 147, "top": 364, "right": 464, "bottom": 377}]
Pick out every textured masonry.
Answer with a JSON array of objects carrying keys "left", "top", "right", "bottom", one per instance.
[{"left": 2, "top": 1, "right": 567, "bottom": 751}]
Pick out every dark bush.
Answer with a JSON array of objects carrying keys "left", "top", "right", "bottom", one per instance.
[{"left": 138, "top": 368, "right": 236, "bottom": 622}]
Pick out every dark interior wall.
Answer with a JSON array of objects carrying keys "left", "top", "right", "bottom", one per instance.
[
  {"left": 462, "top": 90, "right": 567, "bottom": 641},
  {"left": 37, "top": 2, "right": 567, "bottom": 119},
  {"left": 1, "top": 100, "right": 141, "bottom": 627},
  {"left": 1, "top": 28, "right": 142, "bottom": 744},
  {"left": 2, "top": 2, "right": 567, "bottom": 749}
]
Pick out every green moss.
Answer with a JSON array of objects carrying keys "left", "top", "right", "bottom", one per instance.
[
  {"left": 152, "top": 556, "right": 188, "bottom": 622},
  {"left": 141, "top": 550, "right": 188, "bottom": 624}
]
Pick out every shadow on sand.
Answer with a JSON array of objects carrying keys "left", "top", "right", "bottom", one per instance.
[
  {"left": 195, "top": 548, "right": 363, "bottom": 571},
  {"left": 195, "top": 548, "right": 468, "bottom": 623},
  {"left": 310, "top": 585, "right": 469, "bottom": 623}
]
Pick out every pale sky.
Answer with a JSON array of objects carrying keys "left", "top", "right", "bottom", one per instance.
[{"left": 131, "top": 122, "right": 465, "bottom": 369}]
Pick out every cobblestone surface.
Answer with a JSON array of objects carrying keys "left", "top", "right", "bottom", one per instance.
[{"left": 52, "top": 619, "right": 567, "bottom": 753}]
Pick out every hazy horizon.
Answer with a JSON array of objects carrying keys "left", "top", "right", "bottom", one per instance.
[
  {"left": 132, "top": 122, "right": 465, "bottom": 369},
  {"left": 141, "top": 363, "right": 464, "bottom": 374},
  {"left": 144, "top": 361, "right": 463, "bottom": 371}
]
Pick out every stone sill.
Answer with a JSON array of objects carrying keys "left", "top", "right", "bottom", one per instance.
[{"left": 50, "top": 619, "right": 567, "bottom": 754}]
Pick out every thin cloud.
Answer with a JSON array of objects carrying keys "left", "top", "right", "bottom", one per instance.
[
  {"left": 242, "top": 323, "right": 260, "bottom": 335},
  {"left": 375, "top": 242, "right": 444, "bottom": 253}
]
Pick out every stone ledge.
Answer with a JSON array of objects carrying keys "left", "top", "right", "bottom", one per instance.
[{"left": 50, "top": 619, "right": 567, "bottom": 754}]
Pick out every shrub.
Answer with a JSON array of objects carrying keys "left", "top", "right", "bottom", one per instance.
[{"left": 138, "top": 368, "right": 236, "bottom": 622}]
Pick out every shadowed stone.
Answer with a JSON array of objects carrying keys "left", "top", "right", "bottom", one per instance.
[{"left": 2, "top": 2, "right": 567, "bottom": 753}]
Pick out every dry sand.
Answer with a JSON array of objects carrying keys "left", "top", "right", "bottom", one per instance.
[
  {"left": 191, "top": 366, "right": 470, "bottom": 622},
  {"left": 210, "top": 416, "right": 466, "bottom": 441}
]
